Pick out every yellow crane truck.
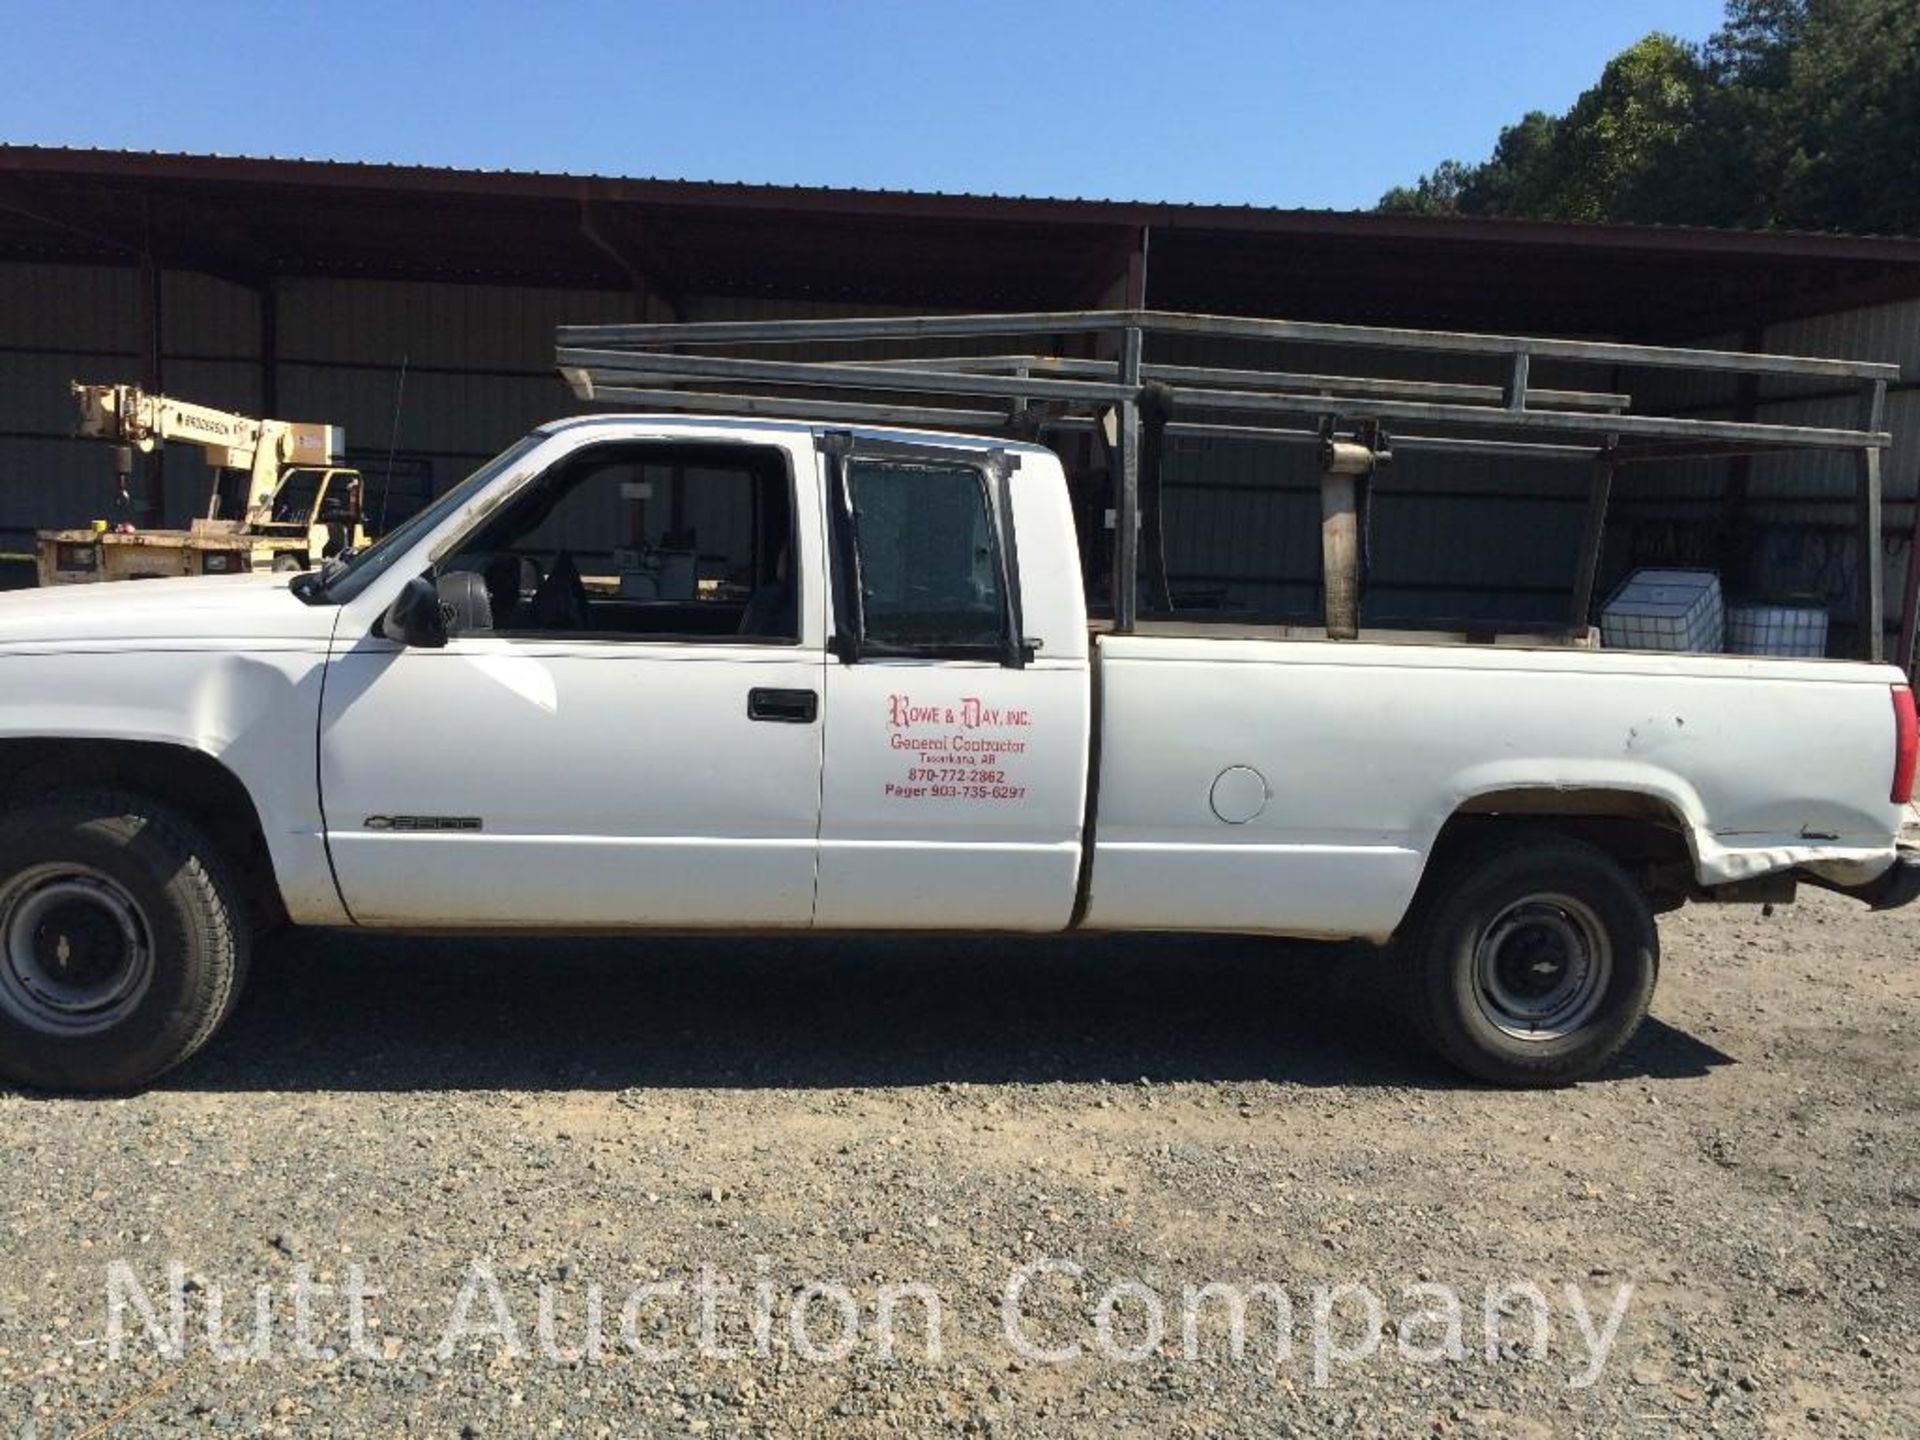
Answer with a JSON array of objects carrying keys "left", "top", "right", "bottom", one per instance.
[{"left": 36, "top": 383, "right": 370, "bottom": 585}]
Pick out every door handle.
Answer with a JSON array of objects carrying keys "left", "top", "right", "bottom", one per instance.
[{"left": 747, "top": 687, "right": 819, "bottom": 723}]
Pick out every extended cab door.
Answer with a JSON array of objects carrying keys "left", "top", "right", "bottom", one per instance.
[
  {"left": 812, "top": 434, "right": 1092, "bottom": 929},
  {"left": 318, "top": 432, "right": 827, "bottom": 927}
]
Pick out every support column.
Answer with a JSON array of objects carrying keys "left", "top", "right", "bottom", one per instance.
[
  {"left": 1112, "top": 326, "right": 1143, "bottom": 632},
  {"left": 1570, "top": 447, "right": 1617, "bottom": 637},
  {"left": 137, "top": 240, "right": 165, "bottom": 526},
  {"left": 1719, "top": 326, "right": 1764, "bottom": 592},
  {"left": 1898, "top": 481, "right": 1920, "bottom": 681},
  {"left": 259, "top": 278, "right": 278, "bottom": 416},
  {"left": 1138, "top": 383, "right": 1174, "bottom": 613},
  {"left": 1095, "top": 233, "right": 1150, "bottom": 629},
  {"left": 1858, "top": 446, "right": 1886, "bottom": 663},
  {"left": 579, "top": 195, "right": 680, "bottom": 322},
  {"left": 1858, "top": 381, "right": 1888, "bottom": 663},
  {"left": 1091, "top": 227, "right": 1149, "bottom": 311}
]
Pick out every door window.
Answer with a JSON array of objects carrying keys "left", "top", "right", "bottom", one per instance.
[{"left": 438, "top": 441, "right": 797, "bottom": 642}]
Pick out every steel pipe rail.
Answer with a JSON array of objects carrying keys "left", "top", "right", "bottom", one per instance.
[
  {"left": 565, "top": 350, "right": 1885, "bottom": 453},
  {"left": 560, "top": 346, "right": 1132, "bottom": 406},
  {"left": 582, "top": 383, "right": 1009, "bottom": 430},
  {"left": 558, "top": 308, "right": 1900, "bottom": 383},
  {"left": 839, "top": 354, "right": 1633, "bottom": 413},
  {"left": 555, "top": 307, "right": 1904, "bottom": 661}
]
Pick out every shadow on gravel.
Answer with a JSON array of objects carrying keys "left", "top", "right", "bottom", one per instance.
[{"left": 150, "top": 929, "right": 1734, "bottom": 1094}]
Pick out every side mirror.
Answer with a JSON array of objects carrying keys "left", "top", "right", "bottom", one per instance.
[{"left": 379, "top": 575, "right": 449, "bottom": 648}]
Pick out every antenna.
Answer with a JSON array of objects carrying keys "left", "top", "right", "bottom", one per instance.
[{"left": 377, "top": 352, "right": 409, "bottom": 533}]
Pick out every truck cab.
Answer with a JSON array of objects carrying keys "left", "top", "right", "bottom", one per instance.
[{"left": 313, "top": 416, "right": 1093, "bottom": 931}]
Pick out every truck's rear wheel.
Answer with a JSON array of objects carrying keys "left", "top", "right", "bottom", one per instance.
[
  {"left": 0, "top": 791, "right": 246, "bottom": 1093},
  {"left": 1401, "top": 833, "right": 1657, "bottom": 1086}
]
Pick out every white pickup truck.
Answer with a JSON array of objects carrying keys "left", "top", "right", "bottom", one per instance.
[{"left": 0, "top": 411, "right": 1914, "bottom": 1093}]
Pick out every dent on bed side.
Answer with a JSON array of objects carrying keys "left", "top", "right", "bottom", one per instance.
[{"left": 1436, "top": 777, "right": 1892, "bottom": 890}]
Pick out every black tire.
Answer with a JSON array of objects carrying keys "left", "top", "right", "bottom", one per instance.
[
  {"left": 0, "top": 791, "right": 248, "bottom": 1093},
  {"left": 271, "top": 553, "right": 305, "bottom": 573},
  {"left": 1400, "top": 831, "right": 1658, "bottom": 1087}
]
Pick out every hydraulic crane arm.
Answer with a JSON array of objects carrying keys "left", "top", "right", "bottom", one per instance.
[{"left": 71, "top": 382, "right": 343, "bottom": 521}]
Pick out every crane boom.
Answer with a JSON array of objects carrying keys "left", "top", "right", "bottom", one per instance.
[{"left": 71, "top": 382, "right": 344, "bottom": 522}]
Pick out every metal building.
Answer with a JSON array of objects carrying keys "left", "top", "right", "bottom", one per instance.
[{"left": 3, "top": 147, "right": 1917, "bottom": 664}]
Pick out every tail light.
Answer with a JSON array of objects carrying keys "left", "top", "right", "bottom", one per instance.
[{"left": 1893, "top": 684, "right": 1917, "bottom": 805}]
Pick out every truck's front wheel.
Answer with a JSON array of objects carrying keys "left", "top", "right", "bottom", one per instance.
[
  {"left": 0, "top": 791, "right": 247, "bottom": 1093},
  {"left": 1402, "top": 833, "right": 1657, "bottom": 1086}
]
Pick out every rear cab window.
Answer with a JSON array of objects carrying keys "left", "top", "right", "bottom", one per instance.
[{"left": 844, "top": 459, "right": 1010, "bottom": 654}]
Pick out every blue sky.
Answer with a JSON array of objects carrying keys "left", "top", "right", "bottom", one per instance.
[{"left": 0, "top": 0, "right": 1730, "bottom": 210}]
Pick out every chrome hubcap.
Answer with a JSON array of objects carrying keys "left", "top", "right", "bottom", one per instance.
[
  {"left": 0, "top": 865, "right": 154, "bottom": 1035},
  {"left": 1472, "top": 893, "right": 1611, "bottom": 1041}
]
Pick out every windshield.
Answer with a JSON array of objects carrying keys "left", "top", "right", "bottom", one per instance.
[
  {"left": 299, "top": 434, "right": 545, "bottom": 605},
  {"left": 270, "top": 469, "right": 322, "bottom": 524}
]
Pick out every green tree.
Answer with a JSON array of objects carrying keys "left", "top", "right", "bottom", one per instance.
[
  {"left": 1775, "top": 0, "right": 1920, "bottom": 235},
  {"left": 1455, "top": 112, "right": 1562, "bottom": 216},
  {"left": 1543, "top": 35, "right": 1708, "bottom": 222},
  {"left": 1377, "top": 0, "right": 1920, "bottom": 237},
  {"left": 1379, "top": 159, "right": 1472, "bottom": 215}
]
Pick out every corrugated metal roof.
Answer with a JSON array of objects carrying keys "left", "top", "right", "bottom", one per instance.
[
  {"left": 7, "top": 145, "right": 1920, "bottom": 339},
  {"left": 7, "top": 143, "right": 1920, "bottom": 258}
]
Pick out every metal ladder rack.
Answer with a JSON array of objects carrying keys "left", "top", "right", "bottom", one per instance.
[{"left": 556, "top": 309, "right": 1901, "bottom": 662}]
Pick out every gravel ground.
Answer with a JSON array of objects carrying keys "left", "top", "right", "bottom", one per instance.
[{"left": 2, "top": 887, "right": 1916, "bottom": 1438}]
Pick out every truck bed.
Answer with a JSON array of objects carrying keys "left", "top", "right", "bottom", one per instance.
[{"left": 1080, "top": 633, "right": 1907, "bottom": 940}]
